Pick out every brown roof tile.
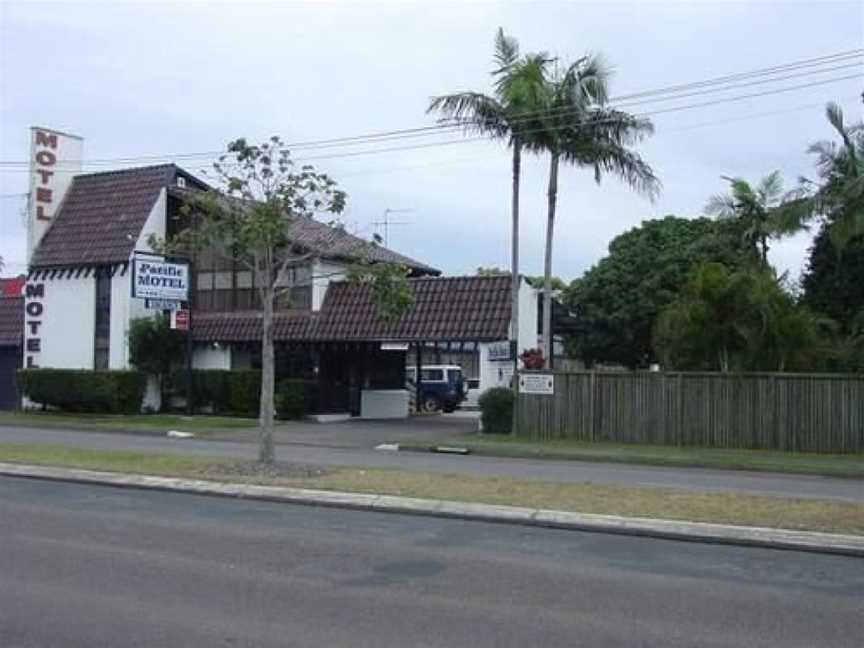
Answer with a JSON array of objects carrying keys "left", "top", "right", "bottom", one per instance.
[
  {"left": 168, "top": 186, "right": 438, "bottom": 275},
  {"left": 192, "top": 310, "right": 314, "bottom": 343},
  {"left": 0, "top": 297, "right": 23, "bottom": 347},
  {"left": 30, "top": 165, "right": 178, "bottom": 268}
]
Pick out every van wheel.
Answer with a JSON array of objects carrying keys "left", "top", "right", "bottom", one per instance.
[{"left": 421, "top": 396, "right": 440, "bottom": 413}]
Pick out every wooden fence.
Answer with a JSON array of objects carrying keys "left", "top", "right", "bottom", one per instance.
[{"left": 515, "top": 371, "right": 864, "bottom": 453}]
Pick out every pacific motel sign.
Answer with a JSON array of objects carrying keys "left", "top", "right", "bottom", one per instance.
[{"left": 131, "top": 256, "right": 190, "bottom": 303}]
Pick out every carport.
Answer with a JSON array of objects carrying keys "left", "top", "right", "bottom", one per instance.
[{"left": 0, "top": 296, "right": 23, "bottom": 410}]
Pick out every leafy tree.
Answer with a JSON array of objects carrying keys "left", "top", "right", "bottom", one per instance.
[
  {"left": 128, "top": 314, "right": 185, "bottom": 410},
  {"left": 429, "top": 29, "right": 550, "bottom": 362},
  {"left": 654, "top": 263, "right": 832, "bottom": 372},
  {"left": 476, "top": 266, "right": 509, "bottom": 276},
  {"left": 526, "top": 275, "right": 567, "bottom": 291},
  {"left": 564, "top": 216, "right": 744, "bottom": 367},
  {"left": 801, "top": 226, "right": 864, "bottom": 333},
  {"left": 798, "top": 102, "right": 864, "bottom": 251},
  {"left": 532, "top": 56, "right": 660, "bottom": 365},
  {"left": 705, "top": 171, "right": 807, "bottom": 267}
]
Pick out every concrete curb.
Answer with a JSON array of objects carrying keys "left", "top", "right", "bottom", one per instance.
[{"left": 1, "top": 462, "right": 862, "bottom": 557}]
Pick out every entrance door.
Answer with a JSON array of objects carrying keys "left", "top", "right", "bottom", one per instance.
[{"left": 0, "top": 346, "right": 21, "bottom": 410}]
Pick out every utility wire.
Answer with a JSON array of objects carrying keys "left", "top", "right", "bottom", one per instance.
[{"left": 0, "top": 48, "right": 860, "bottom": 169}]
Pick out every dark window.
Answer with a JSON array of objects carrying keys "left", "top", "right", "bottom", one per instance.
[{"left": 94, "top": 269, "right": 111, "bottom": 370}]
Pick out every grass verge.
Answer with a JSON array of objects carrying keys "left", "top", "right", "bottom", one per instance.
[
  {"left": 0, "top": 442, "right": 862, "bottom": 536},
  {"left": 0, "top": 411, "right": 256, "bottom": 435},
  {"left": 401, "top": 435, "right": 864, "bottom": 478}
]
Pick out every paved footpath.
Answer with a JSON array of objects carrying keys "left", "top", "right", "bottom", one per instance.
[
  {"left": 2, "top": 476, "right": 862, "bottom": 648},
  {"left": 1, "top": 423, "right": 862, "bottom": 501}
]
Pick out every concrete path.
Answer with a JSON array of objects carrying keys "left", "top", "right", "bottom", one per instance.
[
  {"left": 1, "top": 423, "right": 862, "bottom": 501},
  {"left": 2, "top": 476, "right": 862, "bottom": 648}
]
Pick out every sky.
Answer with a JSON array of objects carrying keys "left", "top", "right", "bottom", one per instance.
[{"left": 1, "top": 0, "right": 862, "bottom": 285}]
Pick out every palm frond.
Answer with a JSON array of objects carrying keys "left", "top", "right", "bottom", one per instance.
[
  {"left": 426, "top": 92, "right": 509, "bottom": 139},
  {"left": 705, "top": 193, "right": 737, "bottom": 219},
  {"left": 493, "top": 27, "right": 520, "bottom": 72}
]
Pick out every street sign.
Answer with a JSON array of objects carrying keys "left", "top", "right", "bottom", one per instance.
[
  {"left": 519, "top": 373, "right": 554, "bottom": 395},
  {"left": 171, "top": 309, "right": 190, "bottom": 331},
  {"left": 132, "top": 256, "right": 189, "bottom": 302},
  {"left": 145, "top": 298, "right": 182, "bottom": 311}
]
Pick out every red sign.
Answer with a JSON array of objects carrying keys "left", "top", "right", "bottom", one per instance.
[{"left": 172, "top": 309, "right": 189, "bottom": 331}]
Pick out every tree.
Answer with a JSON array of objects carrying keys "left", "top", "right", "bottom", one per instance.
[
  {"left": 654, "top": 262, "right": 832, "bottom": 372},
  {"left": 801, "top": 225, "right": 864, "bottom": 333},
  {"left": 429, "top": 29, "right": 550, "bottom": 366},
  {"left": 705, "top": 171, "right": 806, "bottom": 267},
  {"left": 526, "top": 275, "right": 567, "bottom": 291},
  {"left": 533, "top": 56, "right": 659, "bottom": 365},
  {"left": 476, "top": 266, "right": 509, "bottom": 276},
  {"left": 153, "top": 137, "right": 346, "bottom": 464},
  {"left": 128, "top": 314, "right": 185, "bottom": 410},
  {"left": 798, "top": 102, "right": 864, "bottom": 251},
  {"left": 564, "top": 216, "right": 745, "bottom": 367}
]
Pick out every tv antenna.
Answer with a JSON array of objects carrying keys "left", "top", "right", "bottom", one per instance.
[{"left": 373, "top": 208, "right": 413, "bottom": 247}]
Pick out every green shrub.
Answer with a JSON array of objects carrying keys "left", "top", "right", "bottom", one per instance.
[
  {"left": 478, "top": 387, "right": 514, "bottom": 434},
  {"left": 275, "top": 379, "right": 318, "bottom": 420},
  {"left": 17, "top": 369, "right": 146, "bottom": 414},
  {"left": 169, "top": 369, "right": 260, "bottom": 416}
]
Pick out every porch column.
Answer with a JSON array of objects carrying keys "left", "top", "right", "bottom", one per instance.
[{"left": 415, "top": 340, "right": 423, "bottom": 414}]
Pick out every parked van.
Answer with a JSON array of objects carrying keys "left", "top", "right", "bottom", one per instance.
[{"left": 406, "top": 365, "right": 467, "bottom": 413}]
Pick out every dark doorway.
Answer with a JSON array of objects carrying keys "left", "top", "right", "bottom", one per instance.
[{"left": 0, "top": 346, "right": 21, "bottom": 410}]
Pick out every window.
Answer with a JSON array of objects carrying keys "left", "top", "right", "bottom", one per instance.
[
  {"left": 94, "top": 269, "right": 111, "bottom": 369},
  {"left": 421, "top": 369, "right": 444, "bottom": 382}
]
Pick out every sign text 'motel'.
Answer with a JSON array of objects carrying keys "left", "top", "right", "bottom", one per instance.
[
  {"left": 32, "top": 130, "right": 58, "bottom": 222},
  {"left": 23, "top": 282, "right": 45, "bottom": 368},
  {"left": 132, "top": 258, "right": 189, "bottom": 302}
]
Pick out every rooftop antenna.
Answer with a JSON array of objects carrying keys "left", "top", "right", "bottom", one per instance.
[{"left": 373, "top": 208, "right": 413, "bottom": 248}]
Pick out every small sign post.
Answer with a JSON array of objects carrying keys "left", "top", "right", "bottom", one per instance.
[
  {"left": 519, "top": 373, "right": 554, "bottom": 395},
  {"left": 171, "top": 309, "right": 190, "bottom": 331}
]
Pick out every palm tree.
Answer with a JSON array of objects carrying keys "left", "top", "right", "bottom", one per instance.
[
  {"left": 533, "top": 57, "right": 659, "bottom": 365},
  {"left": 801, "top": 102, "right": 864, "bottom": 251},
  {"left": 706, "top": 171, "right": 807, "bottom": 267},
  {"left": 428, "top": 29, "right": 549, "bottom": 376}
]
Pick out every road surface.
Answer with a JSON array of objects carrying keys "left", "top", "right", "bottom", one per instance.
[
  {"left": 1, "top": 476, "right": 862, "bottom": 647},
  {"left": 0, "top": 423, "right": 862, "bottom": 501}
]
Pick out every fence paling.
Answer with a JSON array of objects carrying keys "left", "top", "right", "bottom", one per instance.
[{"left": 515, "top": 371, "right": 864, "bottom": 453}]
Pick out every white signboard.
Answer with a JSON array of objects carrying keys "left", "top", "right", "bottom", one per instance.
[
  {"left": 487, "top": 340, "right": 512, "bottom": 362},
  {"left": 132, "top": 257, "right": 189, "bottom": 301},
  {"left": 519, "top": 373, "right": 554, "bottom": 395},
  {"left": 145, "top": 298, "right": 182, "bottom": 311}
]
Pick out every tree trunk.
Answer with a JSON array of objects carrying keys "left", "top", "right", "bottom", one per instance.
[
  {"left": 541, "top": 151, "right": 560, "bottom": 368},
  {"left": 258, "top": 286, "right": 276, "bottom": 464},
  {"left": 511, "top": 141, "right": 521, "bottom": 378}
]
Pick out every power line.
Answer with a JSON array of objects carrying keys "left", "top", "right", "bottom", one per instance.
[{"left": 0, "top": 48, "right": 860, "bottom": 169}]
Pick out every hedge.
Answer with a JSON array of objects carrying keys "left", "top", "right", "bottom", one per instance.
[
  {"left": 478, "top": 387, "right": 514, "bottom": 434},
  {"left": 169, "top": 369, "right": 261, "bottom": 417},
  {"left": 275, "top": 379, "right": 319, "bottom": 420},
  {"left": 17, "top": 369, "right": 146, "bottom": 414}
]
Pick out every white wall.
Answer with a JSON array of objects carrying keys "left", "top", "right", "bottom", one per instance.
[
  {"left": 193, "top": 344, "right": 231, "bottom": 369},
  {"left": 24, "top": 275, "right": 95, "bottom": 369},
  {"left": 515, "top": 278, "right": 540, "bottom": 355},
  {"left": 311, "top": 258, "right": 347, "bottom": 311}
]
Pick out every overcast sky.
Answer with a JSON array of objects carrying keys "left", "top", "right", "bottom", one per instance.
[{"left": 1, "top": 1, "right": 862, "bottom": 284}]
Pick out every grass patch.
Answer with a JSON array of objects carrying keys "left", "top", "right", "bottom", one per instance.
[
  {"left": 402, "top": 435, "right": 864, "bottom": 478},
  {"left": 0, "top": 411, "right": 256, "bottom": 435},
  {"left": 0, "top": 442, "right": 862, "bottom": 536}
]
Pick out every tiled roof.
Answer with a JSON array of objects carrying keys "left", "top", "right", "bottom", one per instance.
[
  {"left": 192, "top": 310, "right": 315, "bottom": 343},
  {"left": 169, "top": 186, "right": 438, "bottom": 275},
  {"left": 0, "top": 297, "right": 23, "bottom": 347},
  {"left": 192, "top": 276, "right": 514, "bottom": 343},
  {"left": 0, "top": 276, "right": 25, "bottom": 298},
  {"left": 311, "top": 275, "right": 512, "bottom": 342},
  {"left": 30, "top": 165, "right": 178, "bottom": 269}
]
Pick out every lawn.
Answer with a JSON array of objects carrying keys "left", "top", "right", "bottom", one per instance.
[
  {"left": 0, "top": 411, "right": 256, "bottom": 435},
  {"left": 1, "top": 442, "right": 862, "bottom": 536},
  {"left": 401, "top": 434, "right": 864, "bottom": 478}
]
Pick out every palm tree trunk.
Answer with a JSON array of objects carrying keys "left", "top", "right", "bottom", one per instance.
[
  {"left": 511, "top": 140, "right": 521, "bottom": 381},
  {"left": 542, "top": 151, "right": 560, "bottom": 368},
  {"left": 761, "top": 235, "right": 769, "bottom": 267},
  {"left": 259, "top": 285, "right": 276, "bottom": 465}
]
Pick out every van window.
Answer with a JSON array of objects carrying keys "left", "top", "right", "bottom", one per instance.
[
  {"left": 447, "top": 368, "right": 462, "bottom": 383},
  {"left": 421, "top": 369, "right": 444, "bottom": 381}
]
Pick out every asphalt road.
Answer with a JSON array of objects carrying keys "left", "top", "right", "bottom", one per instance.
[
  {"left": 1, "top": 424, "right": 862, "bottom": 501},
  {"left": 1, "top": 477, "right": 862, "bottom": 647}
]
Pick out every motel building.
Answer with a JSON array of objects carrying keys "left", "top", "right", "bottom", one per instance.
[{"left": 0, "top": 127, "right": 574, "bottom": 417}]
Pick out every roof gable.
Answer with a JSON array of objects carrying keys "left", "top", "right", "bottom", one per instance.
[{"left": 30, "top": 164, "right": 177, "bottom": 268}]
